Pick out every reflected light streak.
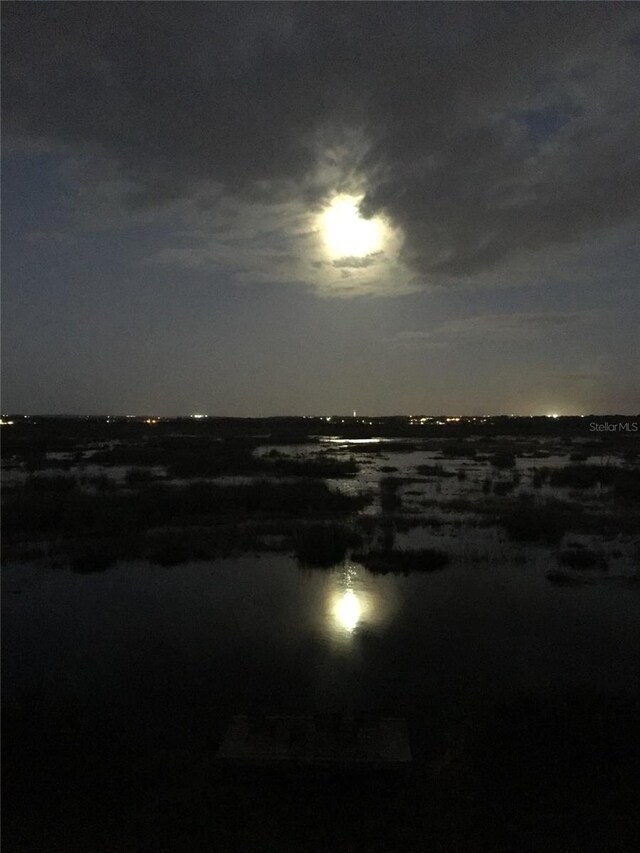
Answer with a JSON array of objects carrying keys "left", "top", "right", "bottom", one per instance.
[{"left": 334, "top": 589, "right": 361, "bottom": 633}]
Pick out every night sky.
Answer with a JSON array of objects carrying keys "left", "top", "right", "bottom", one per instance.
[{"left": 3, "top": 2, "right": 639, "bottom": 416}]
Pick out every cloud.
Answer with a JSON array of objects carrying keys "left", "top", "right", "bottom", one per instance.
[
  {"left": 331, "top": 255, "right": 381, "bottom": 269},
  {"left": 436, "top": 311, "right": 592, "bottom": 339},
  {"left": 142, "top": 193, "right": 413, "bottom": 298},
  {"left": 3, "top": 3, "right": 639, "bottom": 293},
  {"left": 385, "top": 310, "right": 593, "bottom": 348},
  {"left": 383, "top": 331, "right": 449, "bottom": 352}
]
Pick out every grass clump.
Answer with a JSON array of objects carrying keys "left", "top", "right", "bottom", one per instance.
[
  {"left": 294, "top": 523, "right": 360, "bottom": 567},
  {"left": 352, "top": 547, "right": 450, "bottom": 574},
  {"left": 416, "top": 464, "right": 455, "bottom": 478},
  {"left": 125, "top": 467, "right": 159, "bottom": 484},
  {"left": 23, "top": 475, "right": 77, "bottom": 493},
  {"left": 144, "top": 533, "right": 193, "bottom": 567},
  {"left": 558, "top": 548, "right": 608, "bottom": 571},
  {"left": 66, "top": 539, "right": 121, "bottom": 573},
  {"left": 501, "top": 497, "right": 575, "bottom": 544},
  {"left": 549, "top": 464, "right": 610, "bottom": 489},
  {"left": 490, "top": 452, "right": 516, "bottom": 469},
  {"left": 493, "top": 480, "right": 515, "bottom": 496},
  {"left": 379, "top": 477, "right": 402, "bottom": 512},
  {"left": 440, "top": 443, "right": 477, "bottom": 458},
  {"left": 9, "top": 479, "right": 365, "bottom": 534},
  {"left": 266, "top": 455, "right": 358, "bottom": 478},
  {"left": 613, "top": 470, "right": 640, "bottom": 504},
  {"left": 543, "top": 464, "right": 640, "bottom": 504}
]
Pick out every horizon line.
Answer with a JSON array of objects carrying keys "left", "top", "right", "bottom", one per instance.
[{"left": 3, "top": 413, "right": 640, "bottom": 421}]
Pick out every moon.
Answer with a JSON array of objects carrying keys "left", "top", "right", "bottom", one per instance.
[{"left": 321, "top": 194, "right": 384, "bottom": 259}]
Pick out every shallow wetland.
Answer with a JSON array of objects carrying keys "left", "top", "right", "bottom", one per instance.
[{"left": 3, "top": 415, "right": 640, "bottom": 851}]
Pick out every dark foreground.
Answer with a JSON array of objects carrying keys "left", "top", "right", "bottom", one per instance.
[
  {"left": 3, "top": 415, "right": 640, "bottom": 851},
  {"left": 4, "top": 687, "right": 639, "bottom": 852}
]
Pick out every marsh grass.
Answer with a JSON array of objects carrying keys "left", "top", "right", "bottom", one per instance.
[
  {"left": 493, "top": 480, "right": 515, "bottom": 496},
  {"left": 533, "top": 464, "right": 640, "bottom": 504},
  {"left": 265, "top": 455, "right": 358, "bottom": 478},
  {"left": 293, "top": 523, "right": 361, "bottom": 567},
  {"left": 125, "top": 466, "right": 160, "bottom": 484},
  {"left": 416, "top": 464, "right": 455, "bottom": 478},
  {"left": 380, "top": 476, "right": 402, "bottom": 512},
  {"left": 490, "top": 451, "right": 516, "bottom": 469},
  {"left": 352, "top": 547, "right": 450, "bottom": 574},
  {"left": 500, "top": 498, "right": 574, "bottom": 543},
  {"left": 440, "top": 443, "right": 478, "bottom": 458},
  {"left": 558, "top": 548, "right": 608, "bottom": 571},
  {"left": 66, "top": 538, "right": 122, "bottom": 573},
  {"left": 3, "top": 478, "right": 369, "bottom": 570},
  {"left": 22, "top": 474, "right": 77, "bottom": 493}
]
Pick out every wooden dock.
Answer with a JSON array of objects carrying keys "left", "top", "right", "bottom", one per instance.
[{"left": 215, "top": 713, "right": 412, "bottom": 769}]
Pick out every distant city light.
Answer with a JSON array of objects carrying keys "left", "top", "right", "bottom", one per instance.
[
  {"left": 0, "top": 418, "right": 15, "bottom": 426},
  {"left": 191, "top": 414, "right": 207, "bottom": 419}
]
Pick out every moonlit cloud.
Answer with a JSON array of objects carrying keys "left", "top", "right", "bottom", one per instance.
[
  {"left": 4, "top": 3, "right": 639, "bottom": 296},
  {"left": 2, "top": 3, "right": 639, "bottom": 415},
  {"left": 384, "top": 311, "right": 594, "bottom": 349}
]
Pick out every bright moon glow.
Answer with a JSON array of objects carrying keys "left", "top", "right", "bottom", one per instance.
[
  {"left": 334, "top": 589, "right": 361, "bottom": 633},
  {"left": 322, "top": 195, "right": 383, "bottom": 258}
]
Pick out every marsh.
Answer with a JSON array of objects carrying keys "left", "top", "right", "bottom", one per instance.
[{"left": 3, "top": 416, "right": 640, "bottom": 852}]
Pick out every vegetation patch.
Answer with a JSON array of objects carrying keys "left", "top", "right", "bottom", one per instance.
[
  {"left": 490, "top": 452, "right": 516, "bottom": 469},
  {"left": 440, "top": 443, "right": 478, "bottom": 458},
  {"left": 549, "top": 464, "right": 612, "bottom": 489},
  {"left": 416, "top": 464, "right": 455, "bottom": 477},
  {"left": 379, "top": 476, "right": 402, "bottom": 512},
  {"left": 539, "top": 464, "right": 640, "bottom": 503},
  {"left": 125, "top": 467, "right": 161, "bottom": 484},
  {"left": 264, "top": 455, "right": 358, "bottom": 478},
  {"left": 352, "top": 547, "right": 450, "bottom": 574},
  {"left": 294, "top": 523, "right": 361, "bottom": 567},
  {"left": 493, "top": 480, "right": 515, "bottom": 496},
  {"left": 2, "top": 479, "right": 369, "bottom": 570},
  {"left": 544, "top": 570, "right": 587, "bottom": 586},
  {"left": 558, "top": 548, "right": 608, "bottom": 571},
  {"left": 501, "top": 497, "right": 575, "bottom": 544}
]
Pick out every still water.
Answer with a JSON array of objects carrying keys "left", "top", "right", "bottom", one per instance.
[{"left": 3, "top": 554, "right": 639, "bottom": 755}]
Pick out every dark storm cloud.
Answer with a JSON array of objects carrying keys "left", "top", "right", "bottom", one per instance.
[{"left": 3, "top": 2, "right": 639, "bottom": 284}]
